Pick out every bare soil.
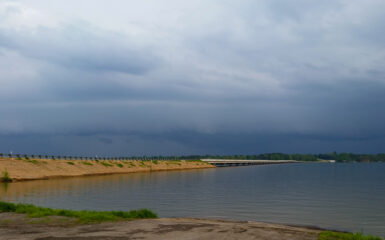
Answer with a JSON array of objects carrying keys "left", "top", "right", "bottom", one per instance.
[
  {"left": 0, "top": 158, "right": 214, "bottom": 181},
  {"left": 0, "top": 213, "right": 321, "bottom": 240}
]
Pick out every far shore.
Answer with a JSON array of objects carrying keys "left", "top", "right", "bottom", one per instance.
[{"left": 0, "top": 158, "right": 215, "bottom": 182}]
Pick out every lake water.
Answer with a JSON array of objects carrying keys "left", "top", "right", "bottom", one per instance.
[{"left": 1, "top": 163, "right": 384, "bottom": 237}]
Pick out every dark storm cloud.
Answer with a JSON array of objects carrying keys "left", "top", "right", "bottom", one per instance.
[{"left": 1, "top": 0, "right": 385, "bottom": 155}]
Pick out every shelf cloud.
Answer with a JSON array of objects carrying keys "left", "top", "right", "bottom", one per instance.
[{"left": 1, "top": 0, "right": 385, "bottom": 155}]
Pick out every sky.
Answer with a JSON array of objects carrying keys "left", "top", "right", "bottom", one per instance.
[{"left": 0, "top": 0, "right": 385, "bottom": 156}]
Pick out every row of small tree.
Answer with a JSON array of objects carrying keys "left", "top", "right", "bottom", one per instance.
[
  {"left": 2, "top": 152, "right": 383, "bottom": 162},
  {"left": 0, "top": 153, "right": 185, "bottom": 161}
]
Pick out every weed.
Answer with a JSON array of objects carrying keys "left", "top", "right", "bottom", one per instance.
[
  {"left": 0, "top": 201, "right": 157, "bottom": 223},
  {"left": 139, "top": 161, "right": 145, "bottom": 167},
  {"left": 25, "top": 159, "right": 39, "bottom": 165},
  {"left": 152, "top": 160, "right": 158, "bottom": 164},
  {"left": 67, "top": 162, "right": 75, "bottom": 165},
  {"left": 319, "top": 231, "right": 382, "bottom": 240},
  {"left": 82, "top": 162, "right": 93, "bottom": 166},
  {"left": 101, "top": 162, "right": 113, "bottom": 167},
  {"left": 116, "top": 163, "right": 123, "bottom": 168}
]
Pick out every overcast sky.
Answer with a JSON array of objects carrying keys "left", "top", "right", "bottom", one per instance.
[{"left": 1, "top": 0, "right": 385, "bottom": 156}]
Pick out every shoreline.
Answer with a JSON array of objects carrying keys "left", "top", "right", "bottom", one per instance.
[
  {"left": 0, "top": 212, "right": 322, "bottom": 240},
  {"left": 0, "top": 158, "right": 215, "bottom": 182}
]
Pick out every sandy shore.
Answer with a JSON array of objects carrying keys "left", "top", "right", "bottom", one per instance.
[
  {"left": 0, "top": 158, "right": 214, "bottom": 181},
  {"left": 0, "top": 213, "right": 321, "bottom": 240}
]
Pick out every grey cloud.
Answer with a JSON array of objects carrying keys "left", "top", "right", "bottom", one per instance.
[
  {"left": 1, "top": 0, "right": 385, "bottom": 155},
  {"left": 0, "top": 23, "right": 159, "bottom": 74}
]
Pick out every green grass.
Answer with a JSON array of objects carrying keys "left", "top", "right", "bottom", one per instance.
[
  {"left": 81, "top": 162, "right": 93, "bottom": 166},
  {"left": 116, "top": 163, "right": 123, "bottom": 168},
  {"left": 319, "top": 231, "right": 382, "bottom": 240},
  {"left": 100, "top": 162, "right": 113, "bottom": 167},
  {"left": 1, "top": 170, "right": 12, "bottom": 182},
  {"left": 25, "top": 159, "right": 39, "bottom": 165},
  {"left": 67, "top": 162, "right": 75, "bottom": 165},
  {"left": 0, "top": 201, "right": 157, "bottom": 223},
  {"left": 152, "top": 160, "right": 158, "bottom": 164}
]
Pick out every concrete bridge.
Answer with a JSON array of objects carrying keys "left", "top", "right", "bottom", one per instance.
[{"left": 201, "top": 159, "right": 299, "bottom": 167}]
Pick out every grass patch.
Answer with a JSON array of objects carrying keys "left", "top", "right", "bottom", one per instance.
[
  {"left": 67, "top": 162, "right": 75, "bottom": 165},
  {"left": 25, "top": 159, "right": 39, "bottom": 165},
  {"left": 116, "top": 163, "right": 123, "bottom": 168},
  {"left": 81, "top": 162, "right": 93, "bottom": 166},
  {"left": 0, "top": 201, "right": 157, "bottom": 223},
  {"left": 1, "top": 170, "right": 12, "bottom": 182},
  {"left": 152, "top": 160, "right": 158, "bottom": 164},
  {"left": 100, "top": 162, "right": 113, "bottom": 167},
  {"left": 319, "top": 231, "right": 382, "bottom": 240},
  {"left": 167, "top": 161, "right": 182, "bottom": 166}
]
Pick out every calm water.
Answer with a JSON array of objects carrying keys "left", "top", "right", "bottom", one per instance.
[{"left": 1, "top": 163, "right": 384, "bottom": 237}]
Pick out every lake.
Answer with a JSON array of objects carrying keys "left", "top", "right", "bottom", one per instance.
[{"left": 1, "top": 162, "right": 384, "bottom": 237}]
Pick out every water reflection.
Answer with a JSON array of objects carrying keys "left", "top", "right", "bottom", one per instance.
[{"left": 1, "top": 182, "right": 9, "bottom": 193}]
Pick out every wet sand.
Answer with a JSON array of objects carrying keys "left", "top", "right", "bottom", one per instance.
[
  {"left": 0, "top": 213, "right": 321, "bottom": 240},
  {"left": 0, "top": 158, "right": 214, "bottom": 182}
]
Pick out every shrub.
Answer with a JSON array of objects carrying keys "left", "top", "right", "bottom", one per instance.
[
  {"left": 116, "top": 163, "right": 123, "bottom": 168},
  {"left": 67, "top": 162, "right": 75, "bottom": 165},
  {"left": 1, "top": 170, "right": 12, "bottom": 182}
]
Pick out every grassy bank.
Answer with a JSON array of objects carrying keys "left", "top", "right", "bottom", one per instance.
[
  {"left": 319, "top": 231, "right": 382, "bottom": 240},
  {"left": 0, "top": 201, "right": 157, "bottom": 223}
]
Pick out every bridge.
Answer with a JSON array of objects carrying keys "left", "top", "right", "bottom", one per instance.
[{"left": 201, "top": 159, "right": 299, "bottom": 167}]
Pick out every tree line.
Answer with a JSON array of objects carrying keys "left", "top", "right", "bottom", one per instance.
[{"left": 191, "top": 152, "right": 385, "bottom": 162}]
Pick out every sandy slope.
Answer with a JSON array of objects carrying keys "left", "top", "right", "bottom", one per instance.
[
  {"left": 0, "top": 213, "right": 321, "bottom": 240},
  {"left": 0, "top": 158, "right": 214, "bottom": 181}
]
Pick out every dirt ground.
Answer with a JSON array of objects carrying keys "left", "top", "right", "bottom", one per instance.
[
  {"left": 0, "top": 158, "right": 214, "bottom": 181},
  {"left": 0, "top": 213, "right": 321, "bottom": 240}
]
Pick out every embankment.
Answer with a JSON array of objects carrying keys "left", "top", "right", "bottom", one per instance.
[{"left": 0, "top": 158, "right": 215, "bottom": 181}]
